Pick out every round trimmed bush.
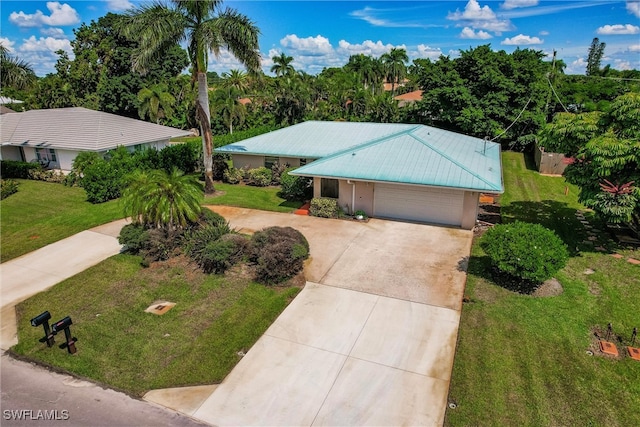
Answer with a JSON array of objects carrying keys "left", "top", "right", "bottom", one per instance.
[
  {"left": 118, "top": 223, "right": 149, "bottom": 254},
  {"left": 247, "top": 167, "right": 272, "bottom": 187},
  {"left": 250, "top": 226, "right": 309, "bottom": 284},
  {"left": 481, "top": 221, "right": 569, "bottom": 287}
]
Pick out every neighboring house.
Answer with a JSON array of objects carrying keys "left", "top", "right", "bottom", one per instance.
[
  {"left": 216, "top": 121, "right": 503, "bottom": 229},
  {"left": 394, "top": 90, "right": 423, "bottom": 107},
  {"left": 0, "top": 107, "right": 190, "bottom": 171}
]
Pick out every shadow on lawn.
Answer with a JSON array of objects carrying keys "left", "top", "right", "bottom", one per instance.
[{"left": 502, "top": 200, "right": 621, "bottom": 256}]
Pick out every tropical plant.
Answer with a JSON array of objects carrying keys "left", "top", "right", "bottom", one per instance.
[
  {"left": 586, "top": 37, "right": 606, "bottom": 77},
  {"left": 121, "top": 168, "right": 203, "bottom": 230},
  {"left": 381, "top": 47, "right": 408, "bottom": 96},
  {"left": 270, "top": 52, "right": 295, "bottom": 78},
  {"left": 118, "top": 0, "right": 261, "bottom": 195},
  {"left": 138, "top": 83, "right": 176, "bottom": 124},
  {"left": 0, "top": 44, "right": 36, "bottom": 90}
]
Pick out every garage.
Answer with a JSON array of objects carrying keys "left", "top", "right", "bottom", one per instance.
[{"left": 374, "top": 183, "right": 464, "bottom": 226}]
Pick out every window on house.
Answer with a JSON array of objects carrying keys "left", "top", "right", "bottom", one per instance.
[
  {"left": 264, "top": 156, "right": 279, "bottom": 170},
  {"left": 36, "top": 148, "right": 57, "bottom": 162},
  {"left": 321, "top": 178, "right": 339, "bottom": 199},
  {"left": 299, "top": 158, "right": 307, "bottom": 166}
]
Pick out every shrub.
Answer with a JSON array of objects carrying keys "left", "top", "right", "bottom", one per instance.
[
  {"left": 141, "top": 228, "right": 183, "bottom": 265},
  {"left": 0, "top": 160, "right": 41, "bottom": 179},
  {"left": 247, "top": 167, "right": 272, "bottom": 187},
  {"left": 481, "top": 221, "right": 569, "bottom": 289},
  {"left": 0, "top": 179, "right": 19, "bottom": 200},
  {"left": 309, "top": 197, "right": 340, "bottom": 218},
  {"left": 81, "top": 160, "right": 124, "bottom": 203},
  {"left": 354, "top": 209, "right": 368, "bottom": 219},
  {"left": 185, "top": 222, "right": 233, "bottom": 262},
  {"left": 212, "top": 154, "right": 230, "bottom": 181},
  {"left": 250, "top": 226, "right": 309, "bottom": 284},
  {"left": 27, "top": 168, "right": 66, "bottom": 183},
  {"left": 195, "top": 209, "right": 227, "bottom": 228},
  {"left": 223, "top": 167, "right": 245, "bottom": 184},
  {"left": 118, "top": 223, "right": 149, "bottom": 254},
  {"left": 270, "top": 162, "right": 288, "bottom": 185},
  {"left": 193, "top": 234, "right": 249, "bottom": 274},
  {"left": 159, "top": 142, "right": 201, "bottom": 174},
  {"left": 279, "top": 168, "right": 313, "bottom": 201}
]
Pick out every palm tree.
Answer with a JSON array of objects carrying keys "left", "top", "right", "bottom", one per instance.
[
  {"left": 211, "top": 87, "right": 246, "bottom": 134},
  {"left": 270, "top": 52, "right": 295, "bottom": 78},
  {"left": 221, "top": 69, "right": 249, "bottom": 93},
  {"left": 0, "top": 44, "right": 36, "bottom": 90},
  {"left": 122, "top": 168, "right": 203, "bottom": 230},
  {"left": 118, "top": 1, "right": 261, "bottom": 195},
  {"left": 137, "top": 83, "right": 176, "bottom": 124},
  {"left": 381, "top": 47, "right": 408, "bottom": 96}
]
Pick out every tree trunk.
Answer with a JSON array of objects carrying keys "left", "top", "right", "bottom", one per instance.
[{"left": 197, "top": 71, "right": 215, "bottom": 194}]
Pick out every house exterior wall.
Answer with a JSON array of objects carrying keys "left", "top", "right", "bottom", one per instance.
[
  {"left": 0, "top": 146, "right": 23, "bottom": 161},
  {"left": 279, "top": 157, "right": 300, "bottom": 168},
  {"left": 22, "top": 147, "right": 37, "bottom": 163},
  {"left": 57, "top": 150, "right": 77, "bottom": 171},
  {"left": 461, "top": 191, "right": 479, "bottom": 230},
  {"left": 232, "top": 154, "right": 264, "bottom": 169}
]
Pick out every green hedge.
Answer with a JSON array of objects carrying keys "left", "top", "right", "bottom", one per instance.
[{"left": 0, "top": 160, "right": 41, "bottom": 179}]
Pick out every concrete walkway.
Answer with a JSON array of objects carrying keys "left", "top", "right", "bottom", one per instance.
[{"left": 1, "top": 219, "right": 127, "bottom": 349}]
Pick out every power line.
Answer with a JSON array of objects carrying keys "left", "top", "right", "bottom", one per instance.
[{"left": 490, "top": 97, "right": 531, "bottom": 142}]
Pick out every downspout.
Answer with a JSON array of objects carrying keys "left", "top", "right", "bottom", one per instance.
[{"left": 347, "top": 180, "right": 356, "bottom": 215}]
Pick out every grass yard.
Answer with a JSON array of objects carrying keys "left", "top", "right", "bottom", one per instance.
[
  {"left": 0, "top": 180, "right": 123, "bottom": 262},
  {"left": 445, "top": 152, "right": 640, "bottom": 426},
  {"left": 204, "top": 182, "right": 302, "bottom": 213},
  {"left": 12, "top": 255, "right": 300, "bottom": 397}
]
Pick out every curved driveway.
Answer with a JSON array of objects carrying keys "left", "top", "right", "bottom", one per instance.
[{"left": 186, "top": 207, "right": 472, "bottom": 426}]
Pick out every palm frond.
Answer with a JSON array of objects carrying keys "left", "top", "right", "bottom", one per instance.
[{"left": 203, "top": 8, "right": 261, "bottom": 72}]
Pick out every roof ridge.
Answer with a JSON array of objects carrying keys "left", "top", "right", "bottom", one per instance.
[
  {"left": 299, "top": 124, "right": 421, "bottom": 167},
  {"left": 408, "top": 132, "right": 501, "bottom": 191}
]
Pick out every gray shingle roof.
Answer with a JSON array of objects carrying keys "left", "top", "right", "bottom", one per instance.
[{"left": 0, "top": 107, "right": 190, "bottom": 151}]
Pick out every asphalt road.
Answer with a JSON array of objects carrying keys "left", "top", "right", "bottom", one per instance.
[{"left": 0, "top": 353, "right": 208, "bottom": 427}]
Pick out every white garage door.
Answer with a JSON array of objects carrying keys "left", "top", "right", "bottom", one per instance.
[{"left": 374, "top": 184, "right": 464, "bottom": 226}]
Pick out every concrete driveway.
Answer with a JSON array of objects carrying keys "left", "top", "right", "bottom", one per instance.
[{"left": 186, "top": 207, "right": 472, "bottom": 426}]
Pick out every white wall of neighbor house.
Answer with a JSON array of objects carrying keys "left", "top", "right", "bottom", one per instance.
[
  {"left": 57, "top": 150, "right": 77, "bottom": 171},
  {"left": 232, "top": 154, "right": 264, "bottom": 169},
  {"left": 279, "top": 157, "right": 301, "bottom": 168}
]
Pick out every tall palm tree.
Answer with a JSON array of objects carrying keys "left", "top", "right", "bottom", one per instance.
[
  {"left": 137, "top": 83, "right": 176, "bottom": 124},
  {"left": 381, "top": 47, "right": 408, "bottom": 96},
  {"left": 119, "top": 1, "right": 261, "bottom": 194},
  {"left": 270, "top": 52, "right": 295, "bottom": 78},
  {"left": 122, "top": 168, "right": 203, "bottom": 230},
  {"left": 0, "top": 44, "right": 36, "bottom": 90},
  {"left": 211, "top": 87, "right": 246, "bottom": 134}
]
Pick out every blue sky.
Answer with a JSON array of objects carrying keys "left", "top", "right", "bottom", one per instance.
[{"left": 1, "top": 0, "right": 639, "bottom": 77}]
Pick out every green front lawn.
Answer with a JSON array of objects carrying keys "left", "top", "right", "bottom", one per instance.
[
  {"left": 0, "top": 179, "right": 301, "bottom": 262},
  {"left": 445, "top": 152, "right": 640, "bottom": 426},
  {"left": 13, "top": 255, "right": 300, "bottom": 396},
  {"left": 0, "top": 180, "right": 123, "bottom": 262},
  {"left": 204, "top": 182, "right": 302, "bottom": 213}
]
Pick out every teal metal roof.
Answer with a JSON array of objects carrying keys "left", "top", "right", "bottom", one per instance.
[
  {"left": 215, "top": 121, "right": 416, "bottom": 158},
  {"left": 217, "top": 121, "right": 503, "bottom": 193}
]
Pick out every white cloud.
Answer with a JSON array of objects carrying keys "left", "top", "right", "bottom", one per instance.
[
  {"left": 9, "top": 2, "right": 80, "bottom": 28},
  {"left": 501, "top": 0, "right": 538, "bottom": 10},
  {"left": 40, "top": 27, "right": 65, "bottom": 37},
  {"left": 460, "top": 27, "right": 492, "bottom": 39},
  {"left": 566, "top": 57, "right": 587, "bottom": 74},
  {"left": 597, "top": 24, "right": 640, "bottom": 35},
  {"left": 630, "top": 44, "right": 640, "bottom": 52},
  {"left": 337, "top": 40, "right": 402, "bottom": 57},
  {"left": 447, "top": 0, "right": 514, "bottom": 34},
  {"left": 414, "top": 45, "right": 444, "bottom": 60},
  {"left": 627, "top": 1, "right": 640, "bottom": 18},
  {"left": 280, "top": 34, "right": 333, "bottom": 56},
  {"left": 19, "top": 35, "right": 72, "bottom": 53},
  {"left": 613, "top": 59, "right": 632, "bottom": 70},
  {"left": 106, "top": 0, "right": 134, "bottom": 11},
  {"left": 0, "top": 38, "right": 16, "bottom": 52},
  {"left": 539, "top": 30, "right": 549, "bottom": 36},
  {"left": 501, "top": 34, "right": 544, "bottom": 45}
]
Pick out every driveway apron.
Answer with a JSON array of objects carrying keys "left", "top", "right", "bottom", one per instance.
[{"left": 189, "top": 207, "right": 472, "bottom": 426}]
